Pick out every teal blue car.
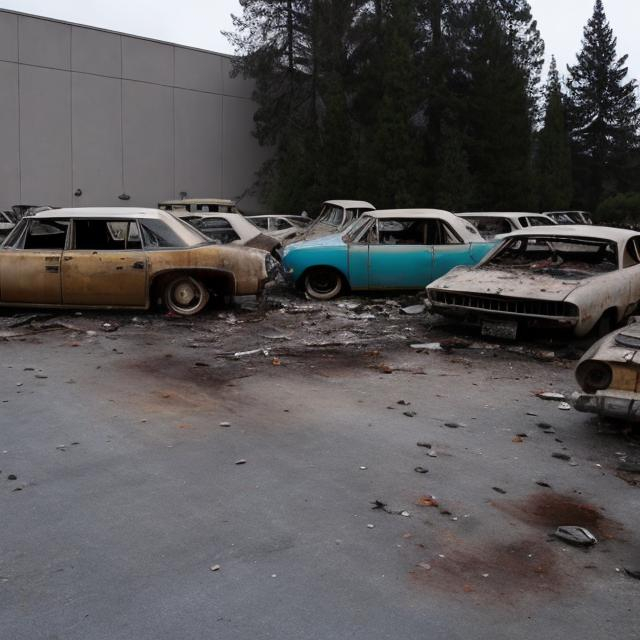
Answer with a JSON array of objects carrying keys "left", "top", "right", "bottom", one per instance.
[{"left": 282, "top": 209, "right": 496, "bottom": 299}]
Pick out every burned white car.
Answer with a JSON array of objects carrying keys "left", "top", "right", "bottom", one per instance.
[
  {"left": 427, "top": 227, "right": 640, "bottom": 338},
  {"left": 572, "top": 321, "right": 640, "bottom": 421}
]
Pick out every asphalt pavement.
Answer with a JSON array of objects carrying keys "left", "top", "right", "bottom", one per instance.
[{"left": 1, "top": 296, "right": 639, "bottom": 639}]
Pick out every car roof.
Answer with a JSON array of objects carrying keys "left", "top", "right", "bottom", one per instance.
[
  {"left": 324, "top": 200, "right": 375, "bottom": 209},
  {"left": 33, "top": 207, "right": 166, "bottom": 220},
  {"left": 159, "top": 198, "right": 236, "bottom": 206},
  {"left": 459, "top": 212, "right": 550, "bottom": 219},
  {"left": 502, "top": 225, "right": 638, "bottom": 242},
  {"left": 365, "top": 208, "right": 455, "bottom": 220}
]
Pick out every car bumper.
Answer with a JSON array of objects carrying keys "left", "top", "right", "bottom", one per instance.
[
  {"left": 571, "top": 390, "right": 640, "bottom": 421},
  {"left": 429, "top": 304, "right": 578, "bottom": 331}
]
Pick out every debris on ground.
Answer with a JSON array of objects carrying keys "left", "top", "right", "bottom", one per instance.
[
  {"left": 414, "top": 467, "right": 429, "bottom": 474},
  {"left": 210, "top": 564, "right": 221, "bottom": 572},
  {"left": 403, "top": 411, "right": 417, "bottom": 418},
  {"left": 552, "top": 526, "right": 598, "bottom": 547},
  {"left": 444, "top": 422, "right": 466, "bottom": 429},
  {"left": 536, "top": 391, "right": 566, "bottom": 401},
  {"left": 219, "top": 422, "right": 231, "bottom": 428},
  {"left": 410, "top": 343, "right": 443, "bottom": 351},
  {"left": 401, "top": 305, "right": 426, "bottom": 315},
  {"left": 416, "top": 442, "right": 431, "bottom": 449},
  {"left": 624, "top": 568, "right": 640, "bottom": 580},
  {"left": 492, "top": 487, "right": 507, "bottom": 494},
  {"left": 552, "top": 452, "right": 572, "bottom": 461},
  {"left": 7, "top": 474, "right": 17, "bottom": 480},
  {"left": 558, "top": 402, "right": 572, "bottom": 411},
  {"left": 416, "top": 496, "right": 439, "bottom": 507},
  {"left": 235, "top": 459, "right": 247, "bottom": 465}
]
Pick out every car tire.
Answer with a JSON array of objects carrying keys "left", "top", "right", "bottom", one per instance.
[
  {"left": 304, "top": 268, "right": 343, "bottom": 300},
  {"left": 164, "top": 276, "right": 210, "bottom": 316}
]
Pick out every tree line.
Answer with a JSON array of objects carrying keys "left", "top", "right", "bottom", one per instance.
[{"left": 227, "top": 0, "right": 640, "bottom": 221}]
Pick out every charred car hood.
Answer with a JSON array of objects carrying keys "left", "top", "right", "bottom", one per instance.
[
  {"left": 244, "top": 233, "right": 280, "bottom": 253},
  {"left": 430, "top": 267, "right": 588, "bottom": 302}
]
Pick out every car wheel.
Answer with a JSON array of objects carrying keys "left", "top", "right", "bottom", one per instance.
[
  {"left": 304, "top": 268, "right": 343, "bottom": 300},
  {"left": 164, "top": 276, "right": 210, "bottom": 316}
]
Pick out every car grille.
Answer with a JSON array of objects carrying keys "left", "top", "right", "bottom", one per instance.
[{"left": 429, "top": 290, "right": 578, "bottom": 317}]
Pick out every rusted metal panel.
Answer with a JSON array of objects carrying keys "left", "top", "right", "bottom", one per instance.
[
  {"left": 61, "top": 251, "right": 148, "bottom": 307},
  {"left": 0, "top": 250, "right": 62, "bottom": 304}
]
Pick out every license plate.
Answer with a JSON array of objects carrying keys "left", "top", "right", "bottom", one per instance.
[{"left": 481, "top": 320, "right": 518, "bottom": 340}]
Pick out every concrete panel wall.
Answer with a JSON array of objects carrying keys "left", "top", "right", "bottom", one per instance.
[
  {"left": 222, "top": 96, "right": 265, "bottom": 202},
  {"left": 0, "top": 62, "right": 20, "bottom": 205},
  {"left": 0, "top": 11, "right": 18, "bottom": 62},
  {"left": 0, "top": 9, "right": 268, "bottom": 213},
  {"left": 123, "top": 81, "right": 174, "bottom": 206},
  {"left": 175, "top": 47, "right": 222, "bottom": 93},
  {"left": 71, "top": 26, "right": 121, "bottom": 77},
  {"left": 19, "top": 65, "right": 71, "bottom": 206},
  {"left": 18, "top": 15, "right": 70, "bottom": 69},
  {"left": 122, "top": 36, "right": 173, "bottom": 85},
  {"left": 72, "top": 73, "right": 123, "bottom": 206},
  {"left": 174, "top": 89, "right": 223, "bottom": 198}
]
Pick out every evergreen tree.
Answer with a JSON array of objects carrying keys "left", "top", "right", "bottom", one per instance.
[
  {"left": 226, "top": 1, "right": 318, "bottom": 212},
  {"left": 461, "top": 0, "right": 536, "bottom": 210},
  {"left": 357, "top": 0, "right": 421, "bottom": 208},
  {"left": 566, "top": 0, "right": 640, "bottom": 208},
  {"left": 536, "top": 57, "right": 572, "bottom": 210}
]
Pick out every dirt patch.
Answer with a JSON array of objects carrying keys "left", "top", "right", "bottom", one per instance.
[
  {"left": 492, "top": 491, "right": 624, "bottom": 540},
  {"left": 410, "top": 538, "right": 566, "bottom": 602}
]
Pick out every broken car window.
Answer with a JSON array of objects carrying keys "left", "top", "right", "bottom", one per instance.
[
  {"left": 374, "top": 219, "right": 461, "bottom": 246},
  {"left": 464, "top": 217, "right": 512, "bottom": 239},
  {"left": 73, "top": 220, "right": 142, "bottom": 251},
  {"left": 623, "top": 237, "right": 640, "bottom": 268},
  {"left": 343, "top": 216, "right": 374, "bottom": 243},
  {"left": 484, "top": 236, "right": 618, "bottom": 278},
  {"left": 17, "top": 219, "right": 70, "bottom": 250},
  {"left": 139, "top": 219, "right": 208, "bottom": 249},
  {"left": 192, "top": 218, "right": 241, "bottom": 244}
]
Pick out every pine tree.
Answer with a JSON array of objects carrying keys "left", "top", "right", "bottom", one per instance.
[
  {"left": 357, "top": 0, "right": 421, "bottom": 208},
  {"left": 536, "top": 57, "right": 572, "bottom": 210},
  {"left": 566, "top": 0, "right": 640, "bottom": 208},
  {"left": 461, "top": 0, "right": 536, "bottom": 210},
  {"left": 226, "top": 1, "right": 318, "bottom": 212}
]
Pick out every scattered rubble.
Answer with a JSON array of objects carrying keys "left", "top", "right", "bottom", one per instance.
[{"left": 552, "top": 526, "right": 597, "bottom": 547}]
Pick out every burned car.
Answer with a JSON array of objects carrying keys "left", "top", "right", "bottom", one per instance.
[
  {"left": 572, "top": 321, "right": 640, "bottom": 421},
  {"left": 457, "top": 212, "right": 556, "bottom": 240},
  {"left": 287, "top": 200, "right": 376, "bottom": 244},
  {"left": 427, "top": 227, "right": 640, "bottom": 338},
  {"left": 0, "top": 208, "right": 277, "bottom": 316},
  {"left": 158, "top": 198, "right": 240, "bottom": 214},
  {"left": 172, "top": 212, "right": 281, "bottom": 256},
  {"left": 283, "top": 209, "right": 494, "bottom": 300}
]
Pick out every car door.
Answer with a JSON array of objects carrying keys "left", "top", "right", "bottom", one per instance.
[
  {"left": 61, "top": 219, "right": 148, "bottom": 307},
  {"left": 0, "top": 218, "right": 69, "bottom": 304},
  {"left": 430, "top": 220, "right": 478, "bottom": 281},
  {"left": 367, "top": 218, "right": 433, "bottom": 289}
]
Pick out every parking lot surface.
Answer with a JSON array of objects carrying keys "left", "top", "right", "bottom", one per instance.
[{"left": 1, "top": 292, "right": 639, "bottom": 639}]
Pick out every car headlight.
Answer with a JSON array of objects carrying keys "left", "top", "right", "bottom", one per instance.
[{"left": 576, "top": 360, "right": 613, "bottom": 393}]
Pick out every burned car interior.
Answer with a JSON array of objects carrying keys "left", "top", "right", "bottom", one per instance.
[{"left": 485, "top": 236, "right": 619, "bottom": 277}]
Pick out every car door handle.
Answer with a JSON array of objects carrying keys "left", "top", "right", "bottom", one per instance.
[{"left": 132, "top": 261, "right": 145, "bottom": 270}]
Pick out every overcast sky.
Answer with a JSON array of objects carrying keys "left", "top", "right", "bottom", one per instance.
[{"left": 1, "top": 0, "right": 638, "bottom": 82}]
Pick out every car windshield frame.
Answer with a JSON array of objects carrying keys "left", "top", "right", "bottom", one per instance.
[
  {"left": 478, "top": 234, "right": 620, "bottom": 276},
  {"left": 343, "top": 215, "right": 375, "bottom": 243}
]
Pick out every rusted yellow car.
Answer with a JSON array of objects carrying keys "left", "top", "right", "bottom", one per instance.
[{"left": 0, "top": 208, "right": 278, "bottom": 316}]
